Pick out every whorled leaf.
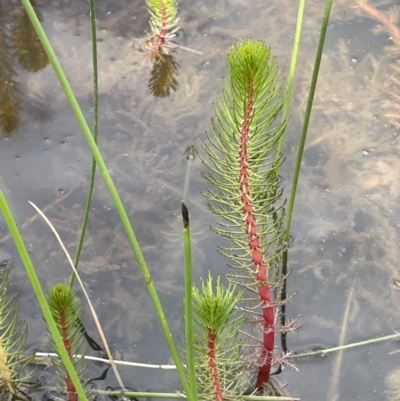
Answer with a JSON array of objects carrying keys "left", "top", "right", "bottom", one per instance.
[
  {"left": 189, "top": 274, "right": 251, "bottom": 400},
  {"left": 47, "top": 283, "right": 87, "bottom": 400},
  {"left": 0, "top": 267, "right": 33, "bottom": 399},
  {"left": 202, "top": 39, "right": 288, "bottom": 388}
]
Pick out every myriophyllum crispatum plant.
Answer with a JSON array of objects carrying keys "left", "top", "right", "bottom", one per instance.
[
  {"left": 202, "top": 39, "right": 288, "bottom": 390},
  {"left": 142, "top": 0, "right": 180, "bottom": 97},
  {"left": 47, "top": 283, "right": 87, "bottom": 401},
  {"left": 144, "top": 0, "right": 179, "bottom": 59},
  {"left": 0, "top": 267, "right": 33, "bottom": 399},
  {"left": 190, "top": 274, "right": 249, "bottom": 401}
]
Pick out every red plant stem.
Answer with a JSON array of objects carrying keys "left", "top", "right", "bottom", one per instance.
[
  {"left": 207, "top": 330, "right": 223, "bottom": 401},
  {"left": 151, "top": 0, "right": 168, "bottom": 58},
  {"left": 239, "top": 77, "right": 275, "bottom": 390},
  {"left": 357, "top": 0, "right": 400, "bottom": 44},
  {"left": 60, "top": 311, "right": 78, "bottom": 401}
]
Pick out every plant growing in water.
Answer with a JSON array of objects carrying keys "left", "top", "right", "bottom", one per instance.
[
  {"left": 9, "top": 0, "right": 395, "bottom": 400},
  {"left": 0, "top": 267, "right": 33, "bottom": 400},
  {"left": 47, "top": 283, "right": 87, "bottom": 401},
  {"left": 140, "top": 0, "right": 180, "bottom": 97},
  {"left": 190, "top": 274, "right": 248, "bottom": 399},
  {"left": 202, "top": 39, "right": 289, "bottom": 390},
  {"left": 143, "top": 0, "right": 179, "bottom": 58}
]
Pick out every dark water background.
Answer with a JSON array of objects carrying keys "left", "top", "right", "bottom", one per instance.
[{"left": 1, "top": 0, "right": 400, "bottom": 399}]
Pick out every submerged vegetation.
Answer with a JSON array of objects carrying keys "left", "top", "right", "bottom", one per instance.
[
  {"left": 0, "top": 0, "right": 48, "bottom": 136},
  {"left": 1, "top": 0, "right": 400, "bottom": 400}
]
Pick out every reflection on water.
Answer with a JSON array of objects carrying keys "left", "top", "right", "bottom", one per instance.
[
  {"left": 0, "top": 0, "right": 48, "bottom": 136},
  {"left": 1, "top": 0, "right": 400, "bottom": 399},
  {"left": 148, "top": 52, "right": 179, "bottom": 98}
]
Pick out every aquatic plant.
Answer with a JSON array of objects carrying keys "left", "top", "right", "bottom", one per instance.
[
  {"left": 190, "top": 274, "right": 248, "bottom": 400},
  {"left": 144, "top": 0, "right": 179, "bottom": 59},
  {"left": 0, "top": 2, "right": 22, "bottom": 136},
  {"left": 0, "top": 267, "right": 33, "bottom": 400},
  {"left": 148, "top": 53, "right": 179, "bottom": 97},
  {"left": 0, "top": 0, "right": 344, "bottom": 399},
  {"left": 202, "top": 39, "right": 287, "bottom": 389},
  {"left": 47, "top": 283, "right": 87, "bottom": 401},
  {"left": 11, "top": 3, "right": 49, "bottom": 72}
]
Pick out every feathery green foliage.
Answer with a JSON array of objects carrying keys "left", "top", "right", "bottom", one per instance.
[
  {"left": 202, "top": 39, "right": 287, "bottom": 387},
  {"left": 145, "top": 0, "right": 179, "bottom": 42},
  {"left": 203, "top": 40, "right": 286, "bottom": 275},
  {"left": 191, "top": 274, "right": 249, "bottom": 400},
  {"left": 0, "top": 267, "right": 33, "bottom": 399},
  {"left": 47, "top": 283, "right": 87, "bottom": 400}
]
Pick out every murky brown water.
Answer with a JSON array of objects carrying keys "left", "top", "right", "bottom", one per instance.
[{"left": 1, "top": 0, "right": 400, "bottom": 399}]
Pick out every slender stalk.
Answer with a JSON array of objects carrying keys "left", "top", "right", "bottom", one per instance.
[
  {"left": 277, "top": 0, "right": 306, "bottom": 157},
  {"left": 70, "top": 0, "right": 99, "bottom": 288},
  {"left": 0, "top": 191, "right": 88, "bottom": 401},
  {"left": 284, "top": 0, "right": 333, "bottom": 240},
  {"left": 18, "top": 1, "right": 190, "bottom": 395},
  {"left": 182, "top": 203, "right": 198, "bottom": 401},
  {"left": 289, "top": 332, "right": 400, "bottom": 359},
  {"left": 279, "top": 0, "right": 333, "bottom": 359}
]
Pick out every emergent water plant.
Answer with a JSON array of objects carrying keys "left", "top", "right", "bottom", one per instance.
[
  {"left": 9, "top": 0, "right": 397, "bottom": 399},
  {"left": 0, "top": 267, "right": 32, "bottom": 400},
  {"left": 47, "top": 283, "right": 87, "bottom": 401},
  {"left": 202, "top": 40, "right": 288, "bottom": 389}
]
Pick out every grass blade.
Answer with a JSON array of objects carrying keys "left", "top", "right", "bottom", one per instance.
[{"left": 0, "top": 190, "right": 88, "bottom": 401}]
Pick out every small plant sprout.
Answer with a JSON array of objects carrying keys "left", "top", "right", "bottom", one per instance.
[
  {"left": 191, "top": 274, "right": 249, "bottom": 401},
  {"left": 0, "top": 267, "right": 33, "bottom": 400},
  {"left": 202, "top": 39, "right": 288, "bottom": 390},
  {"left": 47, "top": 283, "right": 87, "bottom": 401}
]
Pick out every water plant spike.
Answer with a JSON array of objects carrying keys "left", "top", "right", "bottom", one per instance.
[{"left": 202, "top": 39, "right": 287, "bottom": 389}]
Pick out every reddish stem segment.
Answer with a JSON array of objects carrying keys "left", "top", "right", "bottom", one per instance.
[
  {"left": 207, "top": 330, "right": 223, "bottom": 401},
  {"left": 151, "top": 0, "right": 168, "bottom": 58},
  {"left": 239, "top": 78, "right": 275, "bottom": 390},
  {"left": 60, "top": 311, "right": 77, "bottom": 401},
  {"left": 357, "top": 0, "right": 400, "bottom": 44}
]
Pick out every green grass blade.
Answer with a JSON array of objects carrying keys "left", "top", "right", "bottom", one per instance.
[
  {"left": 70, "top": 0, "right": 99, "bottom": 287},
  {"left": 284, "top": 0, "right": 333, "bottom": 239},
  {"left": 277, "top": 0, "right": 306, "bottom": 157},
  {"left": 18, "top": 0, "right": 190, "bottom": 395},
  {"left": 0, "top": 191, "right": 88, "bottom": 401}
]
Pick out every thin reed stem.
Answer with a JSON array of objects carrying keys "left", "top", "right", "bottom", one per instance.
[
  {"left": 290, "top": 332, "right": 400, "bottom": 359},
  {"left": 284, "top": 0, "right": 333, "bottom": 240},
  {"left": 277, "top": 0, "right": 306, "bottom": 156},
  {"left": 70, "top": 0, "right": 99, "bottom": 287},
  {"left": 182, "top": 203, "right": 198, "bottom": 401}
]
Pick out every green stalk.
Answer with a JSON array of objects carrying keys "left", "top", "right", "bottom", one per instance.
[
  {"left": 18, "top": 1, "right": 190, "bottom": 395},
  {"left": 181, "top": 202, "right": 197, "bottom": 401},
  {"left": 70, "top": 0, "right": 99, "bottom": 287},
  {"left": 284, "top": 0, "right": 333, "bottom": 239},
  {"left": 289, "top": 333, "right": 400, "bottom": 359},
  {"left": 277, "top": 0, "right": 306, "bottom": 156},
  {"left": 0, "top": 191, "right": 88, "bottom": 401}
]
